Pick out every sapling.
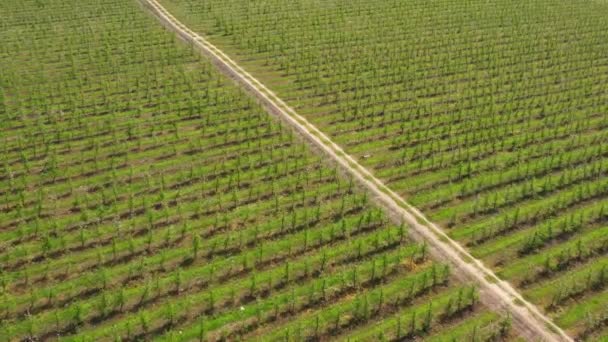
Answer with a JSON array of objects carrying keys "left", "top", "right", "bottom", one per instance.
[
  {"left": 45, "top": 287, "right": 55, "bottom": 307},
  {"left": 361, "top": 295, "right": 370, "bottom": 321},
  {"left": 341, "top": 219, "right": 348, "bottom": 238},
  {"left": 145, "top": 229, "right": 153, "bottom": 253},
  {"left": 96, "top": 291, "right": 109, "bottom": 318},
  {"left": 27, "top": 289, "right": 37, "bottom": 313},
  {"left": 304, "top": 259, "right": 311, "bottom": 279},
  {"left": 284, "top": 261, "right": 290, "bottom": 283},
  {"left": 294, "top": 322, "right": 303, "bottom": 341},
  {"left": 499, "top": 312, "right": 512, "bottom": 337},
  {"left": 468, "top": 286, "right": 479, "bottom": 307},
  {"left": 352, "top": 266, "right": 359, "bottom": 289},
  {"left": 431, "top": 264, "right": 438, "bottom": 287},
  {"left": 114, "top": 288, "right": 125, "bottom": 312},
  {"left": 249, "top": 275, "right": 257, "bottom": 297},
  {"left": 422, "top": 302, "right": 433, "bottom": 332},
  {"left": 409, "top": 310, "right": 417, "bottom": 336},
  {"left": 164, "top": 302, "right": 176, "bottom": 327},
  {"left": 139, "top": 311, "right": 149, "bottom": 333},
  {"left": 320, "top": 251, "right": 328, "bottom": 272},
  {"left": 470, "top": 325, "right": 478, "bottom": 342},
  {"left": 419, "top": 242, "right": 428, "bottom": 262},
  {"left": 289, "top": 288, "right": 296, "bottom": 313},
  {"left": 198, "top": 319, "right": 206, "bottom": 342},
  {"left": 127, "top": 237, "right": 135, "bottom": 256},
  {"left": 72, "top": 303, "right": 84, "bottom": 327},
  {"left": 173, "top": 268, "right": 182, "bottom": 294},
  {"left": 398, "top": 223, "right": 405, "bottom": 243},
  {"left": 444, "top": 297, "right": 454, "bottom": 319},
  {"left": 442, "top": 265, "right": 450, "bottom": 284},
  {"left": 456, "top": 288, "right": 464, "bottom": 312},
  {"left": 192, "top": 233, "right": 201, "bottom": 259},
  {"left": 98, "top": 267, "right": 109, "bottom": 290}
]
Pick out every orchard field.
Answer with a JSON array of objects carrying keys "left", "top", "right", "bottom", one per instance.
[
  {"left": 155, "top": 0, "right": 608, "bottom": 339},
  {"left": 0, "top": 0, "right": 517, "bottom": 341}
]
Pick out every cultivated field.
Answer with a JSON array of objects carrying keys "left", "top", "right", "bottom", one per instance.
[
  {"left": 0, "top": 0, "right": 517, "bottom": 341},
  {"left": 155, "top": 0, "right": 608, "bottom": 339}
]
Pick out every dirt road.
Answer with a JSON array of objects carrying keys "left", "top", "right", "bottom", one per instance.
[{"left": 138, "top": 0, "right": 573, "bottom": 340}]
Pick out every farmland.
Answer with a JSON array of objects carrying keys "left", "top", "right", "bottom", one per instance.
[
  {"left": 154, "top": 0, "right": 608, "bottom": 339},
  {"left": 0, "top": 0, "right": 518, "bottom": 341}
]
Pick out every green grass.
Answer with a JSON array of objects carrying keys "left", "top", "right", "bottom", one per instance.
[
  {"left": 0, "top": 0, "right": 508, "bottom": 340},
  {"left": 156, "top": 0, "right": 608, "bottom": 337}
]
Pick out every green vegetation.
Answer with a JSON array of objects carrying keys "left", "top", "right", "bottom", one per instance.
[
  {"left": 0, "top": 0, "right": 513, "bottom": 340},
  {"left": 158, "top": 0, "right": 608, "bottom": 339}
]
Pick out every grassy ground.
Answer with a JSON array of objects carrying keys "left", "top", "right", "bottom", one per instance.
[
  {"left": 157, "top": 0, "right": 608, "bottom": 339},
  {"left": 0, "top": 0, "right": 515, "bottom": 340}
]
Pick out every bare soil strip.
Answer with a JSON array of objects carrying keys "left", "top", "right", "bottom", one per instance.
[{"left": 137, "top": 0, "right": 573, "bottom": 340}]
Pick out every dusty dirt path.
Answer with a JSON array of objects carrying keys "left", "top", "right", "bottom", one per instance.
[{"left": 138, "top": 0, "right": 573, "bottom": 340}]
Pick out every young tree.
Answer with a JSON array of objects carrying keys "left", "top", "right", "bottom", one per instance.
[
  {"left": 192, "top": 233, "right": 201, "bottom": 259},
  {"left": 409, "top": 311, "right": 417, "bottom": 336},
  {"left": 422, "top": 302, "right": 433, "bottom": 332}
]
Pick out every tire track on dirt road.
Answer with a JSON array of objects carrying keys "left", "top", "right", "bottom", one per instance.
[{"left": 137, "top": 0, "right": 573, "bottom": 340}]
